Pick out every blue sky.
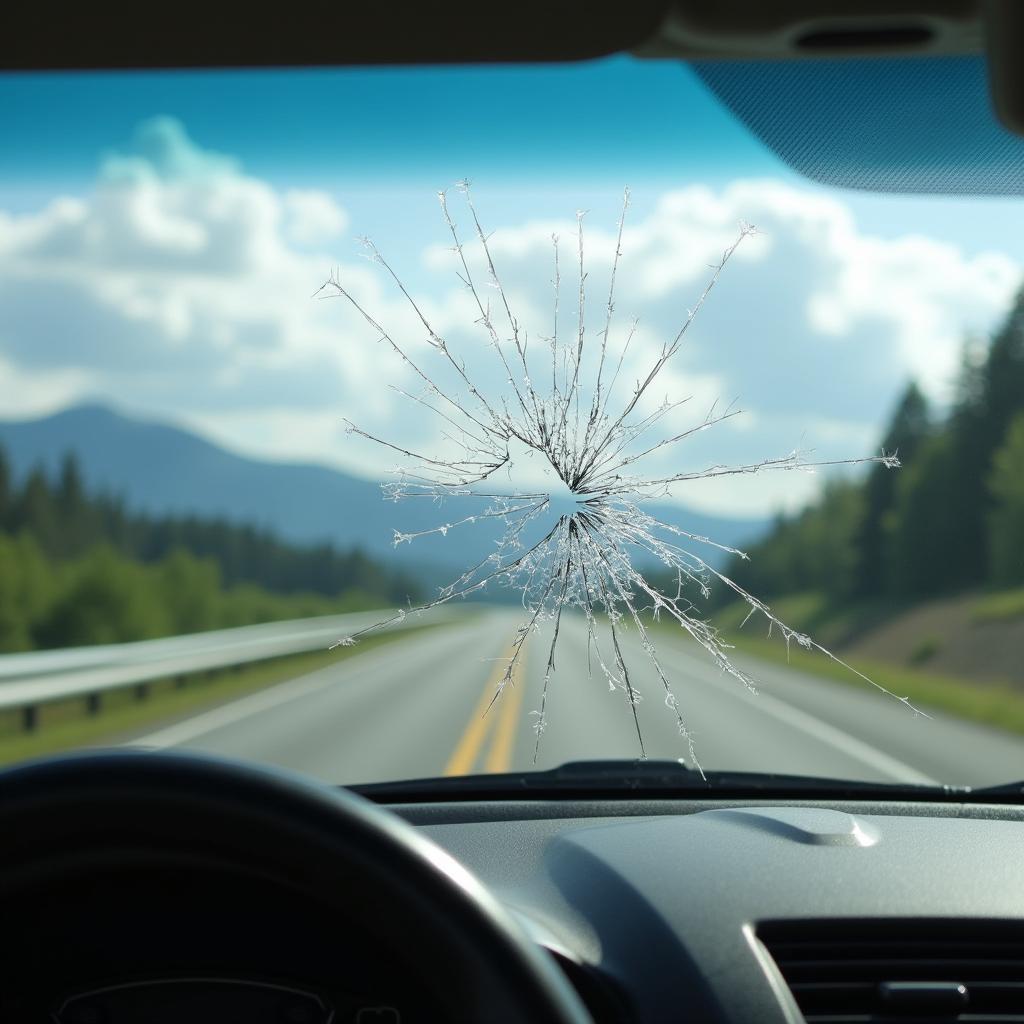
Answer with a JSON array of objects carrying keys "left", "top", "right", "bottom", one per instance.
[
  {"left": 0, "top": 61, "right": 774, "bottom": 189},
  {"left": 1, "top": 58, "right": 1021, "bottom": 518},
  {"left": 3, "top": 58, "right": 1020, "bottom": 253}
]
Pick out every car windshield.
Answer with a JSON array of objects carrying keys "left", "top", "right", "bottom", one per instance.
[{"left": 2, "top": 56, "right": 1023, "bottom": 789}]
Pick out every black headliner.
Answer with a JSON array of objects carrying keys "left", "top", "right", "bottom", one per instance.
[{"left": 0, "top": 3, "right": 670, "bottom": 71}]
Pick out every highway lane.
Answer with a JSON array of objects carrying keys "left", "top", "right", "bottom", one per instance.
[{"left": 128, "top": 608, "right": 1024, "bottom": 787}]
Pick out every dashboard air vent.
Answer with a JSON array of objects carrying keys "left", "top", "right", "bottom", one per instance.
[{"left": 759, "top": 919, "right": 1024, "bottom": 1023}]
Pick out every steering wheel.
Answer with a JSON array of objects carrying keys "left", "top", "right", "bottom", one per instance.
[{"left": 0, "top": 750, "right": 591, "bottom": 1023}]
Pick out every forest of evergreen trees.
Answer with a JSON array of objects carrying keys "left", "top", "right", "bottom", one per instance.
[
  {"left": 724, "top": 287, "right": 1024, "bottom": 606},
  {"left": 8, "top": 281, "right": 1023, "bottom": 650},
  {"left": 0, "top": 448, "right": 420, "bottom": 652}
]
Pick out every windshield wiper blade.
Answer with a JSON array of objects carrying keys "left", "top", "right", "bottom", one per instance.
[
  {"left": 965, "top": 780, "right": 1024, "bottom": 798},
  {"left": 347, "top": 759, "right": 966, "bottom": 802},
  {"left": 349, "top": 759, "right": 702, "bottom": 800}
]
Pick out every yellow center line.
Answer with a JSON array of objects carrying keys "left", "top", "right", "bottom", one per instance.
[
  {"left": 484, "top": 654, "right": 527, "bottom": 773},
  {"left": 443, "top": 640, "right": 526, "bottom": 776}
]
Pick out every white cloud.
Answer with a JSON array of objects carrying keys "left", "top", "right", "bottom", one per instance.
[
  {"left": 417, "top": 181, "right": 1018, "bottom": 512},
  {"left": 0, "top": 353, "right": 91, "bottom": 420},
  {"left": 0, "top": 127, "right": 1019, "bottom": 518},
  {"left": 0, "top": 118, "right": 422, "bottom": 432},
  {"left": 284, "top": 189, "right": 349, "bottom": 246},
  {"left": 443, "top": 181, "right": 1018, "bottom": 414}
]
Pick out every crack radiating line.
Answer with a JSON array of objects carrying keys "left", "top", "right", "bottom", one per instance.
[{"left": 323, "top": 184, "right": 920, "bottom": 776}]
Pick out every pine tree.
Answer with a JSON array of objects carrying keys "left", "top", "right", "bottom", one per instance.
[
  {"left": 884, "top": 432, "right": 961, "bottom": 596},
  {"left": 983, "top": 288, "right": 1024, "bottom": 449},
  {"left": 0, "top": 444, "right": 11, "bottom": 532},
  {"left": 54, "top": 453, "right": 91, "bottom": 557},
  {"left": 988, "top": 413, "right": 1024, "bottom": 586},
  {"left": 856, "top": 382, "right": 930, "bottom": 597},
  {"left": 943, "top": 291, "right": 1024, "bottom": 588},
  {"left": 14, "top": 466, "right": 59, "bottom": 554}
]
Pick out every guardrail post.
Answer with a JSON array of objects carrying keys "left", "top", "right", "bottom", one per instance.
[
  {"left": 23, "top": 704, "right": 37, "bottom": 732},
  {"left": 86, "top": 692, "right": 102, "bottom": 716}
]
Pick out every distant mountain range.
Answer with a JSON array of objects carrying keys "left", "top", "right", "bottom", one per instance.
[{"left": 0, "top": 405, "right": 768, "bottom": 579}]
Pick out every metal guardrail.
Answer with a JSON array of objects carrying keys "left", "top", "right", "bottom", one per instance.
[{"left": 0, "top": 608, "right": 452, "bottom": 730}]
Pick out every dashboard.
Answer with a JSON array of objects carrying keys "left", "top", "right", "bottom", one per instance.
[
  {"left": 399, "top": 796, "right": 1024, "bottom": 1023},
  {"left": 5, "top": 766, "right": 1024, "bottom": 1024}
]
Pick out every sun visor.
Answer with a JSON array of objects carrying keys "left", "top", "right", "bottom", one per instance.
[{"left": 692, "top": 55, "right": 1024, "bottom": 195}]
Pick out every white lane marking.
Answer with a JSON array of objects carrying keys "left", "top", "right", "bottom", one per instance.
[
  {"left": 125, "top": 663, "right": 361, "bottom": 749},
  {"left": 126, "top": 619, "right": 491, "bottom": 750},
  {"left": 672, "top": 650, "right": 939, "bottom": 785},
  {"left": 736, "top": 686, "right": 938, "bottom": 785}
]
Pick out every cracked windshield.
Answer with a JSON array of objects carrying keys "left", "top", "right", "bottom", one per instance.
[{"left": 2, "top": 58, "right": 1023, "bottom": 787}]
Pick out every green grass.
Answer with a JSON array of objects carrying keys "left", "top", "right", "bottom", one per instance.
[
  {"left": 717, "top": 586, "right": 1024, "bottom": 634},
  {"left": 681, "top": 590, "right": 1024, "bottom": 738},
  {"left": 709, "top": 592, "right": 903, "bottom": 650},
  {"left": 0, "top": 624, "right": 438, "bottom": 766},
  {"left": 711, "top": 592, "right": 830, "bottom": 634},
  {"left": 724, "top": 631, "right": 1024, "bottom": 737},
  {"left": 907, "top": 635, "right": 941, "bottom": 666},
  {"left": 972, "top": 588, "right": 1024, "bottom": 623}
]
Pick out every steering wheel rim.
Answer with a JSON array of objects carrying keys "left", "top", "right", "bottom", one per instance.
[{"left": 0, "top": 750, "right": 591, "bottom": 1024}]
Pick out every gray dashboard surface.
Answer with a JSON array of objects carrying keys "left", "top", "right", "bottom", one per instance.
[{"left": 405, "top": 801, "right": 1024, "bottom": 1024}]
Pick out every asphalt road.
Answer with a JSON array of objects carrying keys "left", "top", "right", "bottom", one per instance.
[{"left": 128, "top": 608, "right": 1024, "bottom": 788}]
